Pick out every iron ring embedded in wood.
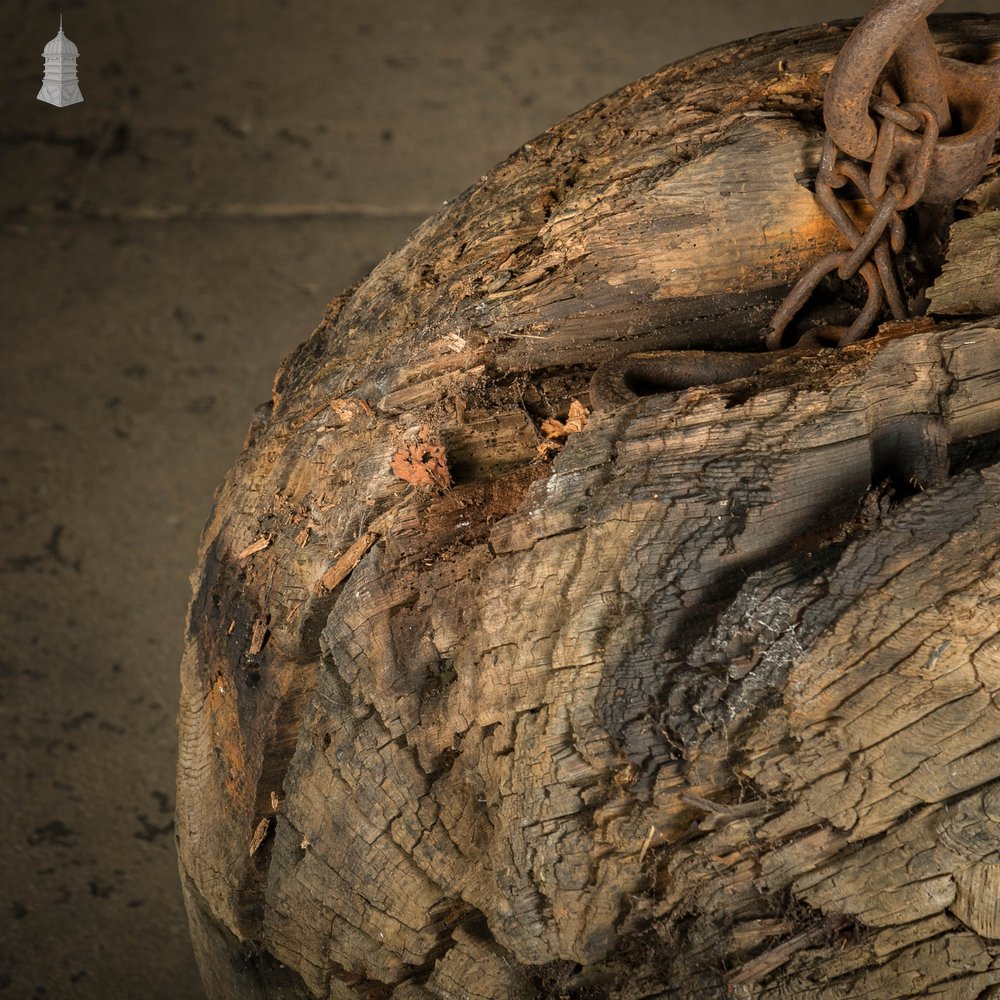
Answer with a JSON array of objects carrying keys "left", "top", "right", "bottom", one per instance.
[
  {"left": 824, "top": 0, "right": 1000, "bottom": 203},
  {"left": 824, "top": 0, "right": 946, "bottom": 160},
  {"left": 588, "top": 346, "right": 818, "bottom": 411},
  {"left": 891, "top": 57, "right": 1000, "bottom": 204}
]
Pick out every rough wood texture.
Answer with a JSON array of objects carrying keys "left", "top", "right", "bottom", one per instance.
[
  {"left": 929, "top": 210, "right": 1000, "bottom": 315},
  {"left": 177, "top": 15, "right": 1000, "bottom": 1000}
]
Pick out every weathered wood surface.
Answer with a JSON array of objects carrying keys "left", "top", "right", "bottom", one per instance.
[
  {"left": 177, "top": 15, "right": 1000, "bottom": 1000},
  {"left": 929, "top": 210, "right": 1000, "bottom": 316}
]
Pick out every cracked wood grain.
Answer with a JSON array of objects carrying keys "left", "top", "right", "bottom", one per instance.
[{"left": 929, "top": 210, "right": 1000, "bottom": 317}]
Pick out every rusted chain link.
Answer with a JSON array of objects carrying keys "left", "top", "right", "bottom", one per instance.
[{"left": 767, "top": 92, "right": 938, "bottom": 349}]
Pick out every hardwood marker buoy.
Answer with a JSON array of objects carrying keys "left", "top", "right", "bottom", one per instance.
[{"left": 177, "top": 11, "right": 1000, "bottom": 999}]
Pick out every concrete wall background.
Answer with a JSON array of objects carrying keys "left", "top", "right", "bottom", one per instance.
[{"left": 0, "top": 1, "right": 992, "bottom": 997}]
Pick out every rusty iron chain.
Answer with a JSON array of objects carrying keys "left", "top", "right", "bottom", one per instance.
[
  {"left": 768, "top": 0, "right": 1000, "bottom": 350},
  {"left": 590, "top": 0, "right": 1000, "bottom": 411},
  {"left": 767, "top": 91, "right": 937, "bottom": 349}
]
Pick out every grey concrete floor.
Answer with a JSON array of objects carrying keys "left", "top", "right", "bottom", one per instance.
[{"left": 0, "top": 1, "right": 993, "bottom": 997}]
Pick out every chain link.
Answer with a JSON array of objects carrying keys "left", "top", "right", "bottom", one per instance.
[{"left": 767, "top": 88, "right": 938, "bottom": 351}]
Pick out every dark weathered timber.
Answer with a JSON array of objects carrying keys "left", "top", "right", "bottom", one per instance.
[{"left": 178, "top": 15, "right": 1000, "bottom": 1000}]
